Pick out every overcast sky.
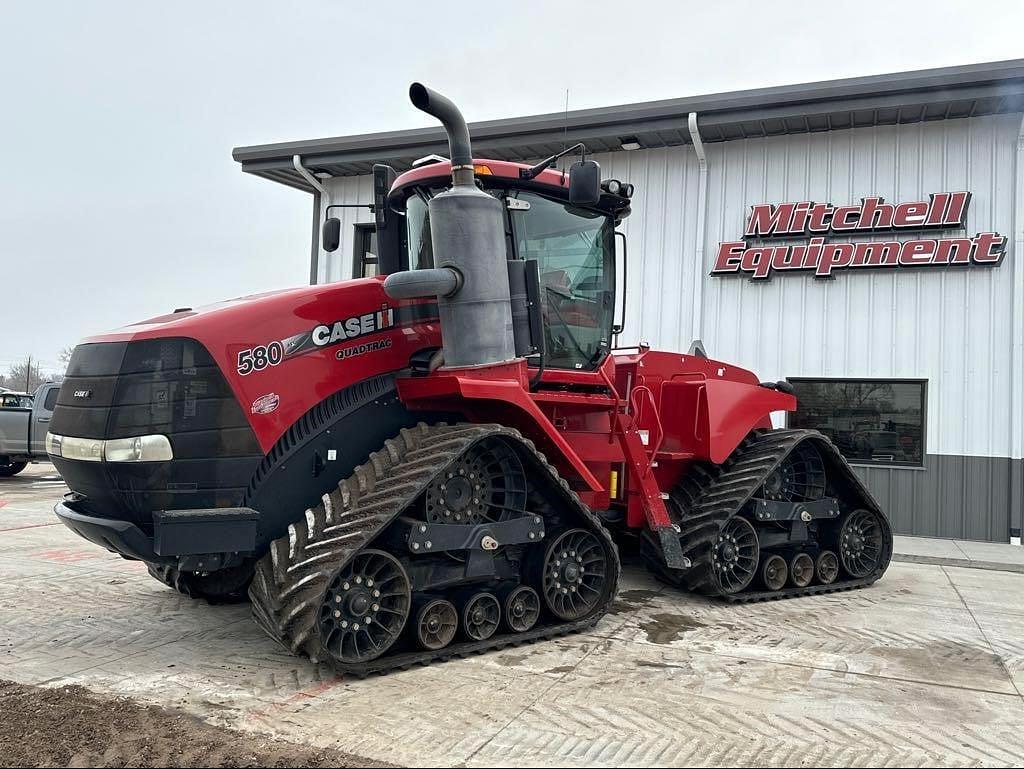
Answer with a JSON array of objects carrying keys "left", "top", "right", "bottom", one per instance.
[{"left": 2, "top": 0, "right": 1022, "bottom": 374}]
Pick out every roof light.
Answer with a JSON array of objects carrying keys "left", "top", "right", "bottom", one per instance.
[
  {"left": 602, "top": 179, "right": 622, "bottom": 194},
  {"left": 474, "top": 165, "right": 493, "bottom": 175},
  {"left": 620, "top": 136, "right": 641, "bottom": 151}
]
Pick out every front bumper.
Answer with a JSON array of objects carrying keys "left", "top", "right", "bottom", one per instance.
[
  {"left": 54, "top": 499, "right": 260, "bottom": 569},
  {"left": 54, "top": 499, "right": 170, "bottom": 563}
]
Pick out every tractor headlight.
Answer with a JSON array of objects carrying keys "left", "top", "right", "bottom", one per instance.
[
  {"left": 45, "top": 432, "right": 62, "bottom": 457},
  {"left": 104, "top": 435, "right": 174, "bottom": 463},
  {"left": 44, "top": 433, "right": 173, "bottom": 463},
  {"left": 56, "top": 436, "right": 104, "bottom": 462}
]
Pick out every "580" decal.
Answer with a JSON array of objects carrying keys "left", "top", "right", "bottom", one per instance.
[{"left": 237, "top": 342, "right": 283, "bottom": 376}]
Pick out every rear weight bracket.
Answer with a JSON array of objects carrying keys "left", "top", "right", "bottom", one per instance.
[{"left": 406, "top": 515, "right": 546, "bottom": 555}]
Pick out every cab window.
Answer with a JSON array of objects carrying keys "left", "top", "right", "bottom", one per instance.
[{"left": 511, "top": 192, "right": 614, "bottom": 370}]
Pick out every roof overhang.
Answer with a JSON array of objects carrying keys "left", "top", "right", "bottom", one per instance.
[{"left": 234, "top": 59, "right": 1024, "bottom": 193}]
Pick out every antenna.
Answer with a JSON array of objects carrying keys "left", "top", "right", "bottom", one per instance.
[{"left": 562, "top": 88, "right": 569, "bottom": 154}]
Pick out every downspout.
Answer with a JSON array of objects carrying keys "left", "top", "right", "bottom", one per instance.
[
  {"left": 1011, "top": 114, "right": 1024, "bottom": 544},
  {"left": 688, "top": 112, "right": 709, "bottom": 343},
  {"left": 293, "top": 155, "right": 328, "bottom": 285}
]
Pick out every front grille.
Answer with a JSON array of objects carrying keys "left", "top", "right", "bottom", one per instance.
[{"left": 51, "top": 338, "right": 263, "bottom": 527}]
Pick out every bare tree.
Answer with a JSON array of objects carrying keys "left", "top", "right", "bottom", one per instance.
[{"left": 7, "top": 356, "right": 46, "bottom": 393}]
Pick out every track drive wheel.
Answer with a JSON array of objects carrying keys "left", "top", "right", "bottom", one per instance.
[
  {"left": 542, "top": 529, "right": 611, "bottom": 620},
  {"left": 318, "top": 550, "right": 411, "bottom": 664},
  {"left": 761, "top": 554, "right": 788, "bottom": 591},
  {"left": 712, "top": 515, "right": 759, "bottom": 594},
  {"left": 839, "top": 509, "right": 885, "bottom": 578}
]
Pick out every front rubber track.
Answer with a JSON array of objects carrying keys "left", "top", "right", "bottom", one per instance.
[
  {"left": 646, "top": 429, "right": 893, "bottom": 602},
  {"left": 248, "top": 422, "right": 620, "bottom": 677}
]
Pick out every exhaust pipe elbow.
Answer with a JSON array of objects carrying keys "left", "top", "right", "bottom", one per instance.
[
  {"left": 409, "top": 82, "right": 473, "bottom": 182},
  {"left": 384, "top": 267, "right": 461, "bottom": 300}
]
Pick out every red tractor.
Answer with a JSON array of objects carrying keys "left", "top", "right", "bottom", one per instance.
[{"left": 49, "top": 84, "right": 891, "bottom": 675}]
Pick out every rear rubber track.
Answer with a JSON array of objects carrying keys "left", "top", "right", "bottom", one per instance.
[
  {"left": 249, "top": 422, "right": 620, "bottom": 676},
  {"left": 648, "top": 428, "right": 893, "bottom": 602}
]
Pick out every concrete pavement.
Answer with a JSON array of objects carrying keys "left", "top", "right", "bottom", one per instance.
[{"left": 2, "top": 463, "right": 1023, "bottom": 767}]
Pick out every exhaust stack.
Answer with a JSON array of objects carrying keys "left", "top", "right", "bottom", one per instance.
[{"left": 384, "top": 83, "right": 516, "bottom": 369}]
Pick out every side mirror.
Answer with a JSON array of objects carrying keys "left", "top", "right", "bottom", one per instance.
[
  {"left": 322, "top": 217, "right": 341, "bottom": 252},
  {"left": 568, "top": 159, "right": 601, "bottom": 206}
]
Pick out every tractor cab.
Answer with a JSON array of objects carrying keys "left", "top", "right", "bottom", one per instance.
[{"left": 324, "top": 157, "right": 633, "bottom": 373}]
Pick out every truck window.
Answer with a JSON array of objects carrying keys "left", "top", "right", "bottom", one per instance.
[{"left": 44, "top": 388, "right": 58, "bottom": 411}]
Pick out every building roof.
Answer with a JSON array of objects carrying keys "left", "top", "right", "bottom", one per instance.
[{"left": 234, "top": 59, "right": 1024, "bottom": 192}]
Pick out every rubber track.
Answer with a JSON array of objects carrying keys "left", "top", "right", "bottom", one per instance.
[
  {"left": 146, "top": 561, "right": 254, "bottom": 605},
  {"left": 248, "top": 422, "right": 620, "bottom": 677},
  {"left": 649, "top": 428, "right": 893, "bottom": 603}
]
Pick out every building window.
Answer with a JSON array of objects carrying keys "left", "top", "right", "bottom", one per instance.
[
  {"left": 786, "top": 378, "right": 926, "bottom": 467},
  {"left": 352, "top": 223, "right": 378, "bottom": 278}
]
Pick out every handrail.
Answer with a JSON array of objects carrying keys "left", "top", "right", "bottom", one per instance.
[{"left": 628, "top": 385, "right": 664, "bottom": 475}]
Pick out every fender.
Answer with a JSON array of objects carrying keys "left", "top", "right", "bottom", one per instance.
[{"left": 698, "top": 379, "right": 795, "bottom": 463}]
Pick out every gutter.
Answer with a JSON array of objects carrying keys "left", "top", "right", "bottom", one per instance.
[
  {"left": 687, "top": 112, "right": 709, "bottom": 342},
  {"left": 1011, "top": 114, "right": 1024, "bottom": 543},
  {"left": 293, "top": 155, "right": 327, "bottom": 285}
]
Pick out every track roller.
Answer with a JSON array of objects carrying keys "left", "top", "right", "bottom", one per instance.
[
  {"left": 462, "top": 592, "right": 501, "bottom": 641},
  {"left": 816, "top": 550, "right": 839, "bottom": 584},
  {"left": 761, "top": 554, "right": 788, "bottom": 591},
  {"left": 789, "top": 553, "right": 814, "bottom": 587},
  {"left": 502, "top": 585, "right": 540, "bottom": 633},
  {"left": 415, "top": 598, "right": 458, "bottom": 650}
]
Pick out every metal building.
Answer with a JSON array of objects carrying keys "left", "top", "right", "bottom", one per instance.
[{"left": 234, "top": 59, "right": 1024, "bottom": 543}]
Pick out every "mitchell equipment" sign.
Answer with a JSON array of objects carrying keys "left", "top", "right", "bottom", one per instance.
[{"left": 712, "top": 192, "right": 1006, "bottom": 280}]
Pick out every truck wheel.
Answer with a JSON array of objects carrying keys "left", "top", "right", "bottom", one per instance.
[
  {"left": 146, "top": 561, "right": 255, "bottom": 604},
  {"left": 0, "top": 459, "right": 27, "bottom": 477}
]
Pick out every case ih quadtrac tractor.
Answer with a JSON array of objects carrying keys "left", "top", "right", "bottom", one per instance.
[{"left": 49, "top": 84, "right": 892, "bottom": 675}]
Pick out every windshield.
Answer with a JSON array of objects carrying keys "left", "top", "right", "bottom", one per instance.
[{"left": 510, "top": 191, "right": 615, "bottom": 370}]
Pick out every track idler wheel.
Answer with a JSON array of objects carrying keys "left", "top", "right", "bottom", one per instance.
[
  {"left": 415, "top": 598, "right": 458, "bottom": 650},
  {"left": 503, "top": 586, "right": 540, "bottom": 633},
  {"left": 712, "top": 515, "right": 759, "bottom": 594},
  {"left": 462, "top": 593, "right": 501, "bottom": 641},
  {"left": 789, "top": 553, "right": 814, "bottom": 587},
  {"left": 816, "top": 550, "right": 839, "bottom": 584},
  {"left": 318, "top": 549, "right": 411, "bottom": 664},
  {"left": 542, "top": 528, "right": 610, "bottom": 621},
  {"left": 839, "top": 509, "right": 885, "bottom": 578},
  {"left": 761, "top": 554, "right": 788, "bottom": 591}
]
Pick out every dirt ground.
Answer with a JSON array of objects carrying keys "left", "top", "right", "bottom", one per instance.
[{"left": 0, "top": 679, "right": 389, "bottom": 768}]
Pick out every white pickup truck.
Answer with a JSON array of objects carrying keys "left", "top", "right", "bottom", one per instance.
[{"left": 0, "top": 382, "right": 60, "bottom": 476}]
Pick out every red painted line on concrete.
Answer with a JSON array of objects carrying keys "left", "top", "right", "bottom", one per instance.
[{"left": 0, "top": 522, "right": 62, "bottom": 534}]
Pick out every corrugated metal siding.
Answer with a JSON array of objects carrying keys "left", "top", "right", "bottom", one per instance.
[
  {"left": 854, "top": 455, "right": 1012, "bottom": 541},
  {"left": 314, "top": 115, "right": 1022, "bottom": 541},
  {"left": 317, "top": 175, "right": 375, "bottom": 284},
  {"left": 700, "top": 114, "right": 1020, "bottom": 462}
]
